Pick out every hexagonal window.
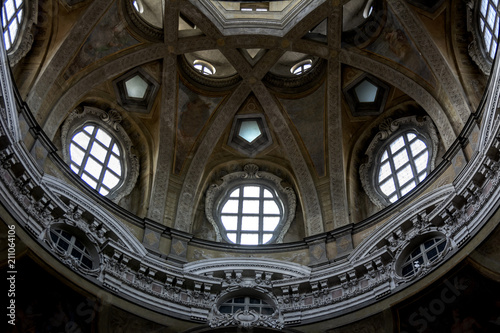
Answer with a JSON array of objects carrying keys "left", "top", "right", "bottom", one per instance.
[
  {"left": 228, "top": 115, "right": 272, "bottom": 156},
  {"left": 238, "top": 120, "right": 261, "bottom": 143},
  {"left": 354, "top": 79, "right": 378, "bottom": 103},
  {"left": 125, "top": 75, "right": 148, "bottom": 99},
  {"left": 113, "top": 67, "right": 159, "bottom": 114}
]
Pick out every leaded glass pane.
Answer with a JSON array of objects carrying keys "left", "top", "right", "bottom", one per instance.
[
  {"left": 263, "top": 200, "right": 280, "bottom": 214},
  {"left": 242, "top": 200, "right": 259, "bottom": 214},
  {"left": 69, "top": 144, "right": 85, "bottom": 166},
  {"left": 243, "top": 186, "right": 260, "bottom": 197},
  {"left": 390, "top": 136, "right": 405, "bottom": 154},
  {"left": 221, "top": 216, "right": 238, "bottom": 230},
  {"left": 222, "top": 200, "right": 239, "bottom": 213},
  {"left": 393, "top": 150, "right": 409, "bottom": 169},
  {"left": 240, "top": 233, "right": 259, "bottom": 245},
  {"left": 241, "top": 216, "right": 259, "bottom": 231},
  {"left": 380, "top": 178, "right": 396, "bottom": 196}
]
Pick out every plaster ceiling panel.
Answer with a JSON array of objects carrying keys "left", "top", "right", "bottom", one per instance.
[
  {"left": 362, "top": 8, "right": 437, "bottom": 87},
  {"left": 64, "top": 2, "right": 140, "bottom": 80},
  {"left": 279, "top": 82, "right": 326, "bottom": 176},
  {"left": 175, "top": 82, "right": 224, "bottom": 174}
]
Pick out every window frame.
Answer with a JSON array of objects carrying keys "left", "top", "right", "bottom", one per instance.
[
  {"left": 219, "top": 296, "right": 274, "bottom": 315},
  {"left": 375, "top": 131, "right": 432, "bottom": 204},
  {"left": 68, "top": 123, "right": 125, "bottom": 196},
  {"left": 46, "top": 224, "right": 101, "bottom": 273},
  {"left": 1, "top": 0, "right": 37, "bottom": 66},
  {"left": 360, "top": 116, "right": 439, "bottom": 208},
  {"left": 477, "top": 0, "right": 499, "bottom": 62},
  {"left": 217, "top": 182, "right": 284, "bottom": 245},
  {"left": 468, "top": 0, "right": 500, "bottom": 75},
  {"left": 290, "top": 59, "right": 312, "bottom": 75},
  {"left": 61, "top": 106, "right": 139, "bottom": 203},
  {"left": 205, "top": 164, "right": 296, "bottom": 245},
  {"left": 396, "top": 234, "right": 448, "bottom": 279},
  {"left": 193, "top": 59, "right": 216, "bottom": 76}
]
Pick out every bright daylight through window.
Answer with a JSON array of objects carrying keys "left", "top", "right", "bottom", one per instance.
[
  {"left": 377, "top": 132, "right": 430, "bottom": 203},
  {"left": 69, "top": 125, "right": 123, "bottom": 196},
  {"left": 219, "top": 184, "right": 283, "bottom": 245},
  {"left": 291, "top": 59, "right": 312, "bottom": 75},
  {"left": 479, "top": 0, "right": 500, "bottom": 60},
  {"left": 193, "top": 59, "right": 216, "bottom": 75},
  {"left": 2, "top": 0, "right": 24, "bottom": 51}
]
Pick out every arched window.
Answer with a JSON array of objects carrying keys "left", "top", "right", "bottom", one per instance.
[
  {"left": 359, "top": 116, "right": 439, "bottom": 208},
  {"left": 400, "top": 237, "right": 447, "bottom": 278},
  {"left": 49, "top": 228, "right": 95, "bottom": 270},
  {"left": 377, "top": 131, "right": 430, "bottom": 203},
  {"left": 205, "top": 164, "right": 296, "bottom": 245},
  {"left": 219, "top": 184, "right": 283, "bottom": 245},
  {"left": 478, "top": 0, "right": 499, "bottom": 61},
  {"left": 69, "top": 124, "right": 123, "bottom": 196},
  {"left": 61, "top": 107, "right": 139, "bottom": 202},
  {"left": 2, "top": 0, "right": 25, "bottom": 51}
]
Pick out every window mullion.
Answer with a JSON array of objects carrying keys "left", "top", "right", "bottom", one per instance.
[
  {"left": 403, "top": 135, "right": 419, "bottom": 187},
  {"left": 387, "top": 148, "right": 402, "bottom": 199},
  {"left": 97, "top": 138, "right": 115, "bottom": 191},
  {"left": 237, "top": 185, "right": 244, "bottom": 244},
  {"left": 259, "top": 185, "right": 264, "bottom": 244}
]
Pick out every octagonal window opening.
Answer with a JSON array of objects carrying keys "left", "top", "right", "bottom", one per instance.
[
  {"left": 124, "top": 74, "right": 149, "bottom": 99},
  {"left": 49, "top": 228, "right": 95, "bottom": 270},
  {"left": 290, "top": 59, "right": 312, "bottom": 75},
  {"left": 478, "top": 0, "right": 500, "bottom": 61},
  {"left": 218, "top": 183, "right": 285, "bottom": 245},
  {"left": 2, "top": 0, "right": 24, "bottom": 51},
  {"left": 219, "top": 296, "right": 274, "bottom": 315},
  {"left": 69, "top": 124, "right": 124, "bottom": 197},
  {"left": 354, "top": 79, "right": 379, "bottom": 103},
  {"left": 193, "top": 59, "right": 216, "bottom": 75},
  {"left": 400, "top": 237, "right": 447, "bottom": 278},
  {"left": 376, "top": 131, "right": 430, "bottom": 203}
]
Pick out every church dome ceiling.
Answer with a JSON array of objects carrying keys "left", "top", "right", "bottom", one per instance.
[{"left": 1, "top": 0, "right": 499, "bottom": 331}]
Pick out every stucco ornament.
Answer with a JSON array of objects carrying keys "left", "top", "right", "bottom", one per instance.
[{"left": 208, "top": 306, "right": 284, "bottom": 329}]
